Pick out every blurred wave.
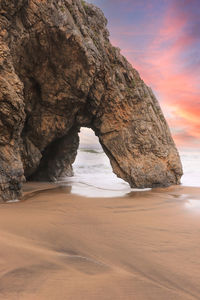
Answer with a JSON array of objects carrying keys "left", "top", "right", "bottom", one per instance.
[
  {"left": 60, "top": 148, "right": 200, "bottom": 198},
  {"left": 60, "top": 128, "right": 199, "bottom": 197},
  {"left": 180, "top": 151, "right": 200, "bottom": 187}
]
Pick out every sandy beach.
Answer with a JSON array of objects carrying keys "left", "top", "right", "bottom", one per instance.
[{"left": 0, "top": 183, "right": 200, "bottom": 300}]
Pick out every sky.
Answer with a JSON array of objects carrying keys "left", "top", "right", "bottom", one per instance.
[{"left": 87, "top": 0, "right": 200, "bottom": 150}]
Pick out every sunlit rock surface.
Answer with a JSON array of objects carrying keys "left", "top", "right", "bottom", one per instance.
[{"left": 0, "top": 0, "right": 182, "bottom": 201}]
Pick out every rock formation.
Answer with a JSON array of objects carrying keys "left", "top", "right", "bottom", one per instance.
[{"left": 0, "top": 0, "right": 183, "bottom": 201}]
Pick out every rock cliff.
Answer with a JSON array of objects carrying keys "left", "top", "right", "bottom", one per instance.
[{"left": 0, "top": 0, "right": 183, "bottom": 201}]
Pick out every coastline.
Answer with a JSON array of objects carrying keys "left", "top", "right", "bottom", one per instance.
[{"left": 0, "top": 183, "right": 200, "bottom": 299}]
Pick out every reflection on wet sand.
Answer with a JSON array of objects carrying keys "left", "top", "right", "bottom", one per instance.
[
  {"left": 23, "top": 183, "right": 72, "bottom": 201},
  {"left": 185, "top": 199, "right": 200, "bottom": 210}
]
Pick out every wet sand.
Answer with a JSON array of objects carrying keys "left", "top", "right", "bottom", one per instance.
[{"left": 0, "top": 184, "right": 200, "bottom": 299}]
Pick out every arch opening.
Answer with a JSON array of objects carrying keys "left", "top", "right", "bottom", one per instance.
[{"left": 67, "top": 128, "right": 131, "bottom": 198}]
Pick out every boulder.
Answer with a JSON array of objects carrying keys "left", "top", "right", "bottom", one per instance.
[{"left": 0, "top": 0, "right": 183, "bottom": 201}]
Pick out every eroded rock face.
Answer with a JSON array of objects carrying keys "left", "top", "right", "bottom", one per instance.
[{"left": 0, "top": 0, "right": 183, "bottom": 201}]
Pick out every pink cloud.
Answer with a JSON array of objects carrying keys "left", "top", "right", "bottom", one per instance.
[{"left": 117, "top": 1, "right": 200, "bottom": 149}]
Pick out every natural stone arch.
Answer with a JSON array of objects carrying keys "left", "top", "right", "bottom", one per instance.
[{"left": 0, "top": 0, "right": 182, "bottom": 201}]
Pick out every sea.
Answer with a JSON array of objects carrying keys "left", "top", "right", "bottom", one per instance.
[{"left": 61, "top": 128, "right": 200, "bottom": 198}]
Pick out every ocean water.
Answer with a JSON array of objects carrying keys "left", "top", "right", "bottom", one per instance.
[
  {"left": 61, "top": 146, "right": 200, "bottom": 198},
  {"left": 180, "top": 151, "right": 200, "bottom": 187},
  {"left": 59, "top": 128, "right": 200, "bottom": 197},
  {"left": 70, "top": 148, "right": 133, "bottom": 197}
]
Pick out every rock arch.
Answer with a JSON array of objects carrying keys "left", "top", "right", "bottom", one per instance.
[{"left": 0, "top": 0, "right": 182, "bottom": 201}]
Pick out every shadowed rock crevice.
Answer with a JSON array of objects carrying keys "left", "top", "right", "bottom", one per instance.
[
  {"left": 29, "top": 126, "right": 80, "bottom": 182},
  {"left": 0, "top": 0, "right": 182, "bottom": 201}
]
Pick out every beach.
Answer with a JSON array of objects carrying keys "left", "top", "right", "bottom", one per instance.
[
  {"left": 0, "top": 1, "right": 199, "bottom": 299},
  {"left": 0, "top": 183, "right": 200, "bottom": 300}
]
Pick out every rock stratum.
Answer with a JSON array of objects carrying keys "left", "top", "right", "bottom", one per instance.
[{"left": 0, "top": 0, "right": 183, "bottom": 202}]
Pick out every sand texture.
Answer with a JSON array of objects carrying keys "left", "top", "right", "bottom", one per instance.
[{"left": 0, "top": 184, "right": 200, "bottom": 299}]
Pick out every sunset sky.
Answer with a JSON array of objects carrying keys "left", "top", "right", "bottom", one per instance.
[{"left": 88, "top": 0, "right": 200, "bottom": 149}]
